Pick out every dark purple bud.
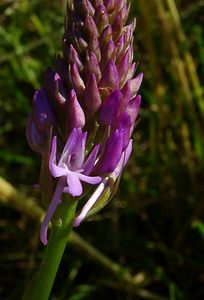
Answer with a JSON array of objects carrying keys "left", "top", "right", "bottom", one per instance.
[
  {"left": 130, "top": 73, "right": 143, "bottom": 97},
  {"left": 55, "top": 55, "right": 70, "bottom": 87},
  {"left": 99, "top": 25, "right": 112, "bottom": 50},
  {"left": 99, "top": 89, "right": 122, "bottom": 125},
  {"left": 66, "top": 90, "right": 85, "bottom": 133},
  {"left": 117, "top": 46, "right": 132, "bottom": 81},
  {"left": 117, "top": 112, "right": 131, "bottom": 149},
  {"left": 121, "top": 3, "right": 130, "bottom": 24},
  {"left": 69, "top": 44, "right": 83, "bottom": 71},
  {"left": 78, "top": 37, "right": 88, "bottom": 51},
  {"left": 26, "top": 114, "right": 46, "bottom": 155},
  {"left": 96, "top": 129, "right": 123, "bottom": 173},
  {"left": 99, "top": 60, "right": 119, "bottom": 89},
  {"left": 104, "top": 0, "right": 114, "bottom": 12},
  {"left": 85, "top": 15, "right": 99, "bottom": 39},
  {"left": 94, "top": 5, "right": 109, "bottom": 33},
  {"left": 46, "top": 68, "right": 68, "bottom": 106},
  {"left": 114, "top": 0, "right": 124, "bottom": 13},
  {"left": 101, "top": 39, "right": 115, "bottom": 70},
  {"left": 82, "top": 0, "right": 95, "bottom": 17},
  {"left": 32, "top": 87, "right": 56, "bottom": 131},
  {"left": 72, "top": 35, "right": 88, "bottom": 55},
  {"left": 124, "top": 62, "right": 136, "bottom": 83},
  {"left": 115, "top": 32, "right": 125, "bottom": 60},
  {"left": 121, "top": 80, "right": 131, "bottom": 108},
  {"left": 88, "top": 35, "right": 101, "bottom": 61},
  {"left": 118, "top": 2, "right": 128, "bottom": 21},
  {"left": 92, "top": 0, "right": 103, "bottom": 9},
  {"left": 112, "top": 15, "right": 123, "bottom": 41},
  {"left": 85, "top": 51, "right": 101, "bottom": 82},
  {"left": 84, "top": 73, "right": 101, "bottom": 116},
  {"left": 124, "top": 20, "right": 136, "bottom": 46},
  {"left": 70, "top": 63, "right": 85, "bottom": 99},
  {"left": 126, "top": 95, "right": 141, "bottom": 125}
]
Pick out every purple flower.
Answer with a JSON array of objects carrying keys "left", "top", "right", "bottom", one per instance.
[
  {"left": 26, "top": 88, "right": 56, "bottom": 155},
  {"left": 40, "top": 127, "right": 101, "bottom": 245},
  {"left": 95, "top": 129, "right": 124, "bottom": 173},
  {"left": 27, "top": 0, "right": 143, "bottom": 245}
]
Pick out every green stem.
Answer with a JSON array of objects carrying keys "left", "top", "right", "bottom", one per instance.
[{"left": 23, "top": 199, "right": 77, "bottom": 300}]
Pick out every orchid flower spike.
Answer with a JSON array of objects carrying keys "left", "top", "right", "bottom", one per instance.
[{"left": 27, "top": 0, "right": 143, "bottom": 245}]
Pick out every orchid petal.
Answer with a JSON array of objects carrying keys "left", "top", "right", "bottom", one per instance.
[
  {"left": 113, "top": 152, "right": 125, "bottom": 178},
  {"left": 97, "top": 129, "right": 123, "bottom": 173},
  {"left": 40, "top": 177, "right": 66, "bottom": 245},
  {"left": 73, "top": 180, "right": 107, "bottom": 227},
  {"left": 33, "top": 87, "right": 56, "bottom": 131},
  {"left": 99, "top": 60, "right": 119, "bottom": 90},
  {"left": 51, "top": 165, "right": 68, "bottom": 178},
  {"left": 126, "top": 95, "right": 141, "bottom": 125},
  {"left": 78, "top": 173, "right": 102, "bottom": 184},
  {"left": 49, "top": 136, "right": 57, "bottom": 170},
  {"left": 59, "top": 128, "right": 78, "bottom": 165},
  {"left": 123, "top": 139, "right": 133, "bottom": 166},
  {"left": 117, "top": 112, "right": 131, "bottom": 150},
  {"left": 130, "top": 73, "right": 143, "bottom": 98},
  {"left": 114, "top": 139, "right": 133, "bottom": 178},
  {"left": 26, "top": 114, "right": 45, "bottom": 155},
  {"left": 48, "top": 136, "right": 67, "bottom": 177},
  {"left": 99, "top": 89, "right": 122, "bottom": 126},
  {"left": 71, "top": 131, "right": 87, "bottom": 169},
  {"left": 67, "top": 173, "right": 83, "bottom": 196},
  {"left": 83, "top": 144, "right": 100, "bottom": 175}
]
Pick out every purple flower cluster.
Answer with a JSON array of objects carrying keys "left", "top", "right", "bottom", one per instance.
[{"left": 26, "top": 0, "right": 143, "bottom": 245}]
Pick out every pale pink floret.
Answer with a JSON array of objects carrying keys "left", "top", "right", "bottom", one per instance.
[{"left": 40, "top": 128, "right": 101, "bottom": 245}]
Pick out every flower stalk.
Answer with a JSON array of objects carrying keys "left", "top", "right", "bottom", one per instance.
[{"left": 23, "top": 198, "right": 77, "bottom": 300}]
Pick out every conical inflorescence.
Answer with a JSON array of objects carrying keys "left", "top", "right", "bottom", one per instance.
[{"left": 26, "top": 0, "right": 143, "bottom": 245}]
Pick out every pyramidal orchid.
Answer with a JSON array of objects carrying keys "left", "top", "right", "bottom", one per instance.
[
  {"left": 27, "top": 0, "right": 143, "bottom": 246},
  {"left": 24, "top": 1, "right": 143, "bottom": 299}
]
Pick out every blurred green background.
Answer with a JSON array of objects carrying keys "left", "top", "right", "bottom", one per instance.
[{"left": 0, "top": 0, "right": 204, "bottom": 299}]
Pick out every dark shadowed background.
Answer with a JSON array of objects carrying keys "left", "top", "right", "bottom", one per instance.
[{"left": 0, "top": 0, "right": 204, "bottom": 299}]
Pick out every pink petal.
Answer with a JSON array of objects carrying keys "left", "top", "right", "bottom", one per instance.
[
  {"left": 50, "top": 164, "right": 68, "bottom": 178},
  {"left": 49, "top": 136, "right": 57, "bottom": 170},
  {"left": 123, "top": 139, "right": 133, "bottom": 166},
  {"left": 40, "top": 177, "right": 66, "bottom": 245},
  {"left": 78, "top": 173, "right": 101, "bottom": 184},
  {"left": 71, "top": 131, "right": 87, "bottom": 169},
  {"left": 67, "top": 173, "right": 83, "bottom": 196},
  {"left": 130, "top": 73, "right": 143, "bottom": 98},
  {"left": 83, "top": 144, "right": 100, "bottom": 175},
  {"left": 73, "top": 180, "right": 107, "bottom": 227},
  {"left": 114, "top": 139, "right": 133, "bottom": 178},
  {"left": 59, "top": 128, "right": 78, "bottom": 165},
  {"left": 49, "top": 136, "right": 68, "bottom": 177}
]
